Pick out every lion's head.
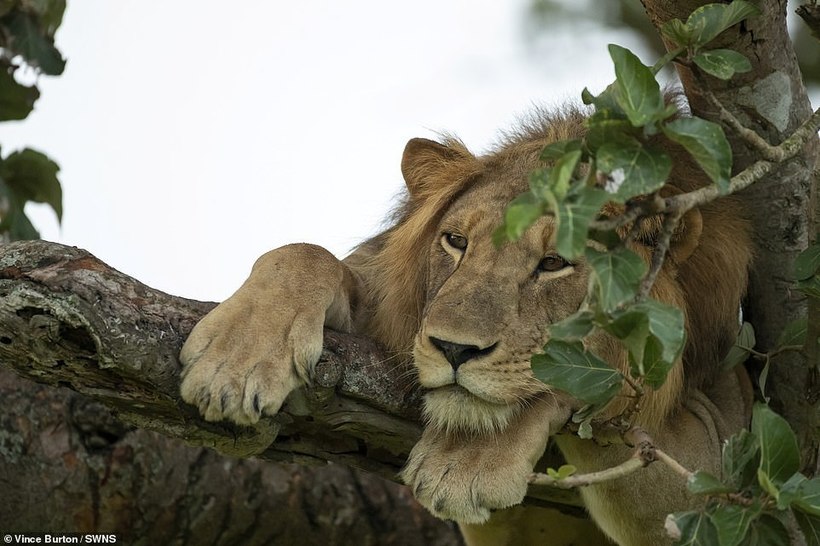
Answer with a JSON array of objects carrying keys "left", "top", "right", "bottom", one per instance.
[{"left": 360, "top": 109, "right": 752, "bottom": 437}]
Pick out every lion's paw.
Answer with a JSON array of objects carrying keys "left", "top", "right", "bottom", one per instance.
[
  {"left": 180, "top": 298, "right": 324, "bottom": 425},
  {"left": 400, "top": 434, "right": 530, "bottom": 523}
]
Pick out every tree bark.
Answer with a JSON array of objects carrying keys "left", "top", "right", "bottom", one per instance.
[
  {"left": 642, "top": 0, "right": 820, "bottom": 472},
  {"left": 0, "top": 240, "right": 580, "bottom": 539}
]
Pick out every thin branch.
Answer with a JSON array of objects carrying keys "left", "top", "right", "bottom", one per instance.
[
  {"left": 529, "top": 426, "right": 696, "bottom": 490},
  {"left": 528, "top": 456, "right": 646, "bottom": 488},
  {"left": 637, "top": 208, "right": 683, "bottom": 300}
]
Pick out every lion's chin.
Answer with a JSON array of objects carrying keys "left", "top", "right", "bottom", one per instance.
[{"left": 422, "top": 386, "right": 519, "bottom": 435}]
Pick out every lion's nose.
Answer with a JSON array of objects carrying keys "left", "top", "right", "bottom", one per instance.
[{"left": 428, "top": 337, "right": 497, "bottom": 370}]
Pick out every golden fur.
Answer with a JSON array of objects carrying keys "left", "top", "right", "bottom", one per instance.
[{"left": 180, "top": 106, "right": 753, "bottom": 546}]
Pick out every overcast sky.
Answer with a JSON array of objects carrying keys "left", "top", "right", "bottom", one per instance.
[{"left": 3, "top": 1, "right": 683, "bottom": 300}]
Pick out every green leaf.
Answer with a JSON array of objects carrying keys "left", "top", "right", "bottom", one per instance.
[
  {"left": 540, "top": 139, "right": 583, "bottom": 161},
  {"left": 586, "top": 246, "right": 647, "bottom": 312},
  {"left": 686, "top": 1, "right": 761, "bottom": 48},
  {"left": 757, "top": 468, "right": 779, "bottom": 498},
  {"left": 776, "top": 472, "right": 808, "bottom": 510},
  {"left": 711, "top": 503, "right": 762, "bottom": 546},
  {"left": 585, "top": 118, "right": 635, "bottom": 152},
  {"left": 661, "top": 18, "right": 693, "bottom": 47},
  {"left": 597, "top": 137, "right": 672, "bottom": 202},
  {"left": 4, "top": 11, "right": 66, "bottom": 75},
  {"left": 3, "top": 148, "right": 63, "bottom": 221},
  {"left": 797, "top": 276, "right": 820, "bottom": 299},
  {"left": 722, "top": 429, "right": 760, "bottom": 491},
  {"left": 531, "top": 340, "right": 623, "bottom": 406},
  {"left": 671, "top": 511, "right": 720, "bottom": 545},
  {"left": 777, "top": 318, "right": 807, "bottom": 348},
  {"left": 549, "top": 309, "right": 595, "bottom": 341},
  {"left": 795, "top": 511, "right": 820, "bottom": 546},
  {"left": 554, "top": 186, "right": 609, "bottom": 259},
  {"left": 751, "top": 403, "right": 800, "bottom": 484},
  {"left": 605, "top": 299, "right": 686, "bottom": 388},
  {"left": 582, "top": 82, "right": 625, "bottom": 116},
  {"left": 546, "top": 464, "right": 577, "bottom": 480},
  {"left": 693, "top": 49, "right": 752, "bottom": 80},
  {"left": 494, "top": 191, "right": 544, "bottom": 245},
  {"left": 0, "top": 189, "right": 40, "bottom": 240},
  {"left": 608, "top": 44, "right": 667, "bottom": 127},
  {"left": 548, "top": 150, "right": 582, "bottom": 200},
  {"left": 720, "top": 322, "right": 756, "bottom": 371},
  {"left": 740, "top": 514, "right": 790, "bottom": 546},
  {"left": 794, "top": 243, "right": 820, "bottom": 280},
  {"left": 22, "top": 0, "right": 67, "bottom": 35},
  {"left": 794, "top": 477, "right": 820, "bottom": 517},
  {"left": 687, "top": 470, "right": 735, "bottom": 495},
  {"left": 0, "top": 67, "right": 40, "bottom": 121},
  {"left": 662, "top": 117, "right": 732, "bottom": 192}
]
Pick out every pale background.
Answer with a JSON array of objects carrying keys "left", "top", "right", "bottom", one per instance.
[{"left": 4, "top": 1, "right": 806, "bottom": 301}]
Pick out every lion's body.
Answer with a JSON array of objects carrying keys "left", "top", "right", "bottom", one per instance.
[{"left": 180, "top": 107, "right": 753, "bottom": 546}]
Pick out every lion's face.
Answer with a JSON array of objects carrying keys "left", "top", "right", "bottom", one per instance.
[{"left": 412, "top": 164, "right": 591, "bottom": 434}]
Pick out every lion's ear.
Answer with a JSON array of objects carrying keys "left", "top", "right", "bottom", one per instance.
[{"left": 401, "top": 137, "right": 475, "bottom": 199}]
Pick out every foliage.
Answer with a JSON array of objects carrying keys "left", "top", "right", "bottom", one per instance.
[
  {"left": 0, "top": 0, "right": 65, "bottom": 240},
  {"left": 503, "top": 0, "right": 756, "bottom": 410},
  {"left": 502, "top": 1, "right": 819, "bottom": 542},
  {"left": 668, "top": 404, "right": 820, "bottom": 545}
]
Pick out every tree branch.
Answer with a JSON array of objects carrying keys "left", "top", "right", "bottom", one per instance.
[{"left": 0, "top": 239, "right": 580, "bottom": 509}]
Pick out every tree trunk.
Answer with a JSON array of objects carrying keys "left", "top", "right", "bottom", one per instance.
[
  {"left": 642, "top": 0, "right": 820, "bottom": 472},
  {"left": 0, "top": 240, "right": 579, "bottom": 539}
]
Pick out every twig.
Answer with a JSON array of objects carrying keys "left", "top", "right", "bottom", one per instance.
[
  {"left": 528, "top": 455, "right": 646, "bottom": 489},
  {"left": 530, "top": 426, "right": 699, "bottom": 490},
  {"left": 636, "top": 208, "right": 683, "bottom": 300}
]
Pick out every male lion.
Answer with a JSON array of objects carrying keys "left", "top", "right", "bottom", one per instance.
[{"left": 179, "top": 107, "right": 753, "bottom": 546}]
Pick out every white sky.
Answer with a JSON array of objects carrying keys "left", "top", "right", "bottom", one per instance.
[{"left": 3, "top": 1, "right": 665, "bottom": 301}]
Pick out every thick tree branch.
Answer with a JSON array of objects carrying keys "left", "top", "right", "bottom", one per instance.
[{"left": 0, "top": 239, "right": 580, "bottom": 510}]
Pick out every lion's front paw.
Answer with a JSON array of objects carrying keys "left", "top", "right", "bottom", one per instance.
[
  {"left": 179, "top": 298, "right": 324, "bottom": 425},
  {"left": 400, "top": 433, "right": 530, "bottom": 524}
]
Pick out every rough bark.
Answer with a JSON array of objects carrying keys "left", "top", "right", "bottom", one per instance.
[
  {"left": 0, "top": 240, "right": 581, "bottom": 537},
  {"left": 642, "top": 0, "right": 820, "bottom": 472}
]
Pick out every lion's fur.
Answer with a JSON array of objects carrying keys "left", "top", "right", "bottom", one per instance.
[{"left": 181, "top": 103, "right": 754, "bottom": 546}]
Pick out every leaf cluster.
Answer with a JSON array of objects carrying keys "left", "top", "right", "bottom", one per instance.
[
  {"left": 505, "top": 2, "right": 759, "bottom": 423},
  {"left": 670, "top": 404, "right": 820, "bottom": 545},
  {"left": 0, "top": 0, "right": 65, "bottom": 240}
]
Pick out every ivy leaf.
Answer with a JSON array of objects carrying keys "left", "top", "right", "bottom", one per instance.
[
  {"left": 608, "top": 44, "right": 668, "bottom": 127},
  {"left": 670, "top": 511, "right": 720, "bottom": 546},
  {"left": 720, "top": 322, "right": 756, "bottom": 371},
  {"left": 547, "top": 464, "right": 577, "bottom": 480},
  {"left": 549, "top": 309, "right": 595, "bottom": 341},
  {"left": 586, "top": 246, "right": 647, "bottom": 312},
  {"left": 687, "top": 470, "right": 735, "bottom": 495},
  {"left": 4, "top": 11, "right": 66, "bottom": 75},
  {"left": 0, "top": 67, "right": 40, "bottom": 121},
  {"left": 554, "top": 186, "right": 609, "bottom": 260},
  {"left": 531, "top": 340, "right": 623, "bottom": 406},
  {"left": 693, "top": 49, "right": 752, "bottom": 80},
  {"left": 686, "top": 1, "right": 761, "bottom": 48},
  {"left": 797, "top": 276, "right": 820, "bottom": 299},
  {"left": 597, "top": 137, "right": 672, "bottom": 202},
  {"left": 2, "top": 148, "right": 63, "bottom": 222},
  {"left": 711, "top": 503, "right": 762, "bottom": 546},
  {"left": 662, "top": 117, "right": 732, "bottom": 192},
  {"left": 722, "top": 429, "right": 760, "bottom": 491},
  {"left": 751, "top": 403, "right": 800, "bottom": 484}
]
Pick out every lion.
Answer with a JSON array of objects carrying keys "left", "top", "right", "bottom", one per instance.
[{"left": 179, "top": 106, "right": 754, "bottom": 546}]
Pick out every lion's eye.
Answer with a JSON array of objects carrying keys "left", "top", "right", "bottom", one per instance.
[
  {"left": 537, "top": 254, "right": 570, "bottom": 273},
  {"left": 442, "top": 233, "right": 468, "bottom": 251}
]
